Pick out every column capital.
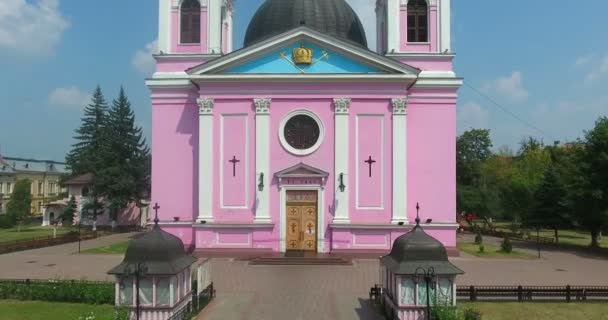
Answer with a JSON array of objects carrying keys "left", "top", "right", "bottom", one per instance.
[
  {"left": 333, "top": 98, "right": 351, "bottom": 114},
  {"left": 254, "top": 98, "right": 272, "bottom": 114},
  {"left": 391, "top": 98, "right": 408, "bottom": 115},
  {"left": 197, "top": 98, "right": 214, "bottom": 115}
]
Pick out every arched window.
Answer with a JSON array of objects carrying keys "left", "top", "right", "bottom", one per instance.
[
  {"left": 181, "top": 0, "right": 201, "bottom": 44},
  {"left": 407, "top": 0, "right": 428, "bottom": 43}
]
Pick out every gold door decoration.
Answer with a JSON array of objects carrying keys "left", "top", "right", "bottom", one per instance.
[{"left": 286, "top": 191, "right": 318, "bottom": 251}]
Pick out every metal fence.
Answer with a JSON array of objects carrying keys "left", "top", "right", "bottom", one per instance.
[
  {"left": 0, "top": 231, "right": 98, "bottom": 254},
  {"left": 168, "top": 282, "right": 216, "bottom": 320},
  {"left": 457, "top": 285, "right": 608, "bottom": 302}
]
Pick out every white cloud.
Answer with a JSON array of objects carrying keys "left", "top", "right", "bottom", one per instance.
[
  {"left": 457, "top": 102, "right": 490, "bottom": 132},
  {"left": 346, "top": 0, "right": 376, "bottom": 51},
  {"left": 575, "top": 55, "right": 593, "bottom": 68},
  {"left": 482, "top": 71, "right": 529, "bottom": 103},
  {"left": 0, "top": 0, "right": 69, "bottom": 55},
  {"left": 584, "top": 54, "right": 608, "bottom": 83},
  {"left": 48, "top": 86, "right": 91, "bottom": 109},
  {"left": 132, "top": 40, "right": 158, "bottom": 76}
]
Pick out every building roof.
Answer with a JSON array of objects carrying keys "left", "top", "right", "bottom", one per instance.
[
  {"left": 1, "top": 156, "right": 70, "bottom": 175},
  {"left": 244, "top": 0, "right": 367, "bottom": 48},
  {"left": 108, "top": 216, "right": 196, "bottom": 276},
  {"left": 381, "top": 217, "right": 464, "bottom": 275}
]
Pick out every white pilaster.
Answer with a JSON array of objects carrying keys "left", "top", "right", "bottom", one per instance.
[
  {"left": 386, "top": 0, "right": 400, "bottom": 53},
  {"left": 254, "top": 98, "right": 271, "bottom": 223},
  {"left": 439, "top": 0, "right": 451, "bottom": 53},
  {"left": 208, "top": 0, "right": 221, "bottom": 54},
  {"left": 158, "top": 0, "right": 171, "bottom": 53},
  {"left": 333, "top": 98, "right": 351, "bottom": 224},
  {"left": 391, "top": 98, "right": 408, "bottom": 224},
  {"left": 198, "top": 98, "right": 214, "bottom": 222}
]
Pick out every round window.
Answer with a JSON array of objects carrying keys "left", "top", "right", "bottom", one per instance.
[{"left": 279, "top": 111, "right": 324, "bottom": 156}]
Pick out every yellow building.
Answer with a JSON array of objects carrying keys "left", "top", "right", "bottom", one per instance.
[{"left": 0, "top": 156, "right": 70, "bottom": 216}]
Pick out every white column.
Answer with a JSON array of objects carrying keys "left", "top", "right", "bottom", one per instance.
[
  {"left": 333, "top": 98, "right": 351, "bottom": 224},
  {"left": 439, "top": 0, "right": 452, "bottom": 53},
  {"left": 391, "top": 98, "right": 408, "bottom": 224},
  {"left": 254, "top": 98, "right": 271, "bottom": 223},
  {"left": 197, "top": 98, "right": 214, "bottom": 222},
  {"left": 158, "top": 0, "right": 171, "bottom": 53},
  {"left": 208, "top": 0, "right": 222, "bottom": 54},
  {"left": 386, "top": 0, "right": 400, "bottom": 53}
]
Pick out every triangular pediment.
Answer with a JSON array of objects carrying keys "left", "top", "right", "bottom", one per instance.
[
  {"left": 187, "top": 27, "right": 420, "bottom": 78},
  {"left": 275, "top": 163, "right": 329, "bottom": 178}
]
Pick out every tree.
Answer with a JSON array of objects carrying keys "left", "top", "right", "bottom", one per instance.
[
  {"left": 564, "top": 118, "right": 608, "bottom": 247},
  {"left": 499, "top": 139, "right": 551, "bottom": 222},
  {"left": 66, "top": 86, "right": 109, "bottom": 177},
  {"left": 456, "top": 129, "right": 494, "bottom": 218},
  {"left": 6, "top": 180, "right": 32, "bottom": 230},
  {"left": 457, "top": 129, "right": 493, "bottom": 186},
  {"left": 95, "top": 88, "right": 150, "bottom": 224},
  {"left": 528, "top": 167, "right": 570, "bottom": 242},
  {"left": 61, "top": 196, "right": 77, "bottom": 225}
]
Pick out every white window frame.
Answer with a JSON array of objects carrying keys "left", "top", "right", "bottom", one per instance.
[{"left": 278, "top": 110, "right": 325, "bottom": 156}]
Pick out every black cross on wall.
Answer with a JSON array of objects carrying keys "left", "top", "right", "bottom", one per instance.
[
  {"left": 365, "top": 156, "right": 376, "bottom": 178},
  {"left": 229, "top": 155, "right": 240, "bottom": 177}
]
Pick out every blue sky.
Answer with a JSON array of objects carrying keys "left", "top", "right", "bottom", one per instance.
[{"left": 0, "top": 0, "right": 607, "bottom": 161}]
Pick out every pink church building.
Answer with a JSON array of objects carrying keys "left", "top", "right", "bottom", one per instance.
[{"left": 148, "top": 0, "right": 462, "bottom": 255}]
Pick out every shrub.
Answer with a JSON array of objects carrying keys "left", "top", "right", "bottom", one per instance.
[
  {"left": 0, "top": 280, "right": 114, "bottom": 305},
  {"left": 478, "top": 244, "right": 485, "bottom": 253},
  {"left": 474, "top": 233, "right": 483, "bottom": 245},
  {"left": 501, "top": 237, "right": 513, "bottom": 253},
  {"left": 431, "top": 305, "right": 461, "bottom": 320},
  {"left": 463, "top": 308, "right": 483, "bottom": 320}
]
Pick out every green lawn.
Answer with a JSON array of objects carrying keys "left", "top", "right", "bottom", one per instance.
[
  {"left": 83, "top": 241, "right": 130, "bottom": 255},
  {"left": 457, "top": 241, "right": 536, "bottom": 259},
  {"left": 0, "top": 225, "right": 77, "bottom": 244},
  {"left": 461, "top": 302, "right": 608, "bottom": 320},
  {"left": 0, "top": 300, "right": 116, "bottom": 320},
  {"left": 474, "top": 221, "right": 606, "bottom": 248}
]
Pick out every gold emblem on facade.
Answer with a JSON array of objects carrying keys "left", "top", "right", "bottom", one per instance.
[
  {"left": 292, "top": 44, "right": 313, "bottom": 65},
  {"left": 279, "top": 43, "right": 329, "bottom": 73}
]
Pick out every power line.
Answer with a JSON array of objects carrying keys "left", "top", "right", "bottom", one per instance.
[{"left": 463, "top": 81, "right": 557, "bottom": 141}]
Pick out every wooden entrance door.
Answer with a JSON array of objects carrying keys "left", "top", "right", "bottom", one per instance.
[{"left": 286, "top": 190, "right": 318, "bottom": 251}]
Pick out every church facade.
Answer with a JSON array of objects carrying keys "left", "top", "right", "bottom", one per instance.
[{"left": 148, "top": 0, "right": 461, "bottom": 254}]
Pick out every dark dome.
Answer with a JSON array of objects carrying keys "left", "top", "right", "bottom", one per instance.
[
  {"left": 108, "top": 224, "right": 196, "bottom": 276},
  {"left": 244, "top": 0, "right": 368, "bottom": 47},
  {"left": 381, "top": 225, "right": 464, "bottom": 275}
]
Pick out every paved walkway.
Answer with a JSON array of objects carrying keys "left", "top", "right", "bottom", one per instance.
[
  {"left": 2, "top": 231, "right": 608, "bottom": 319},
  {"left": 197, "top": 236, "right": 608, "bottom": 319},
  {"left": 0, "top": 232, "right": 139, "bottom": 281},
  {"left": 197, "top": 259, "right": 384, "bottom": 320}
]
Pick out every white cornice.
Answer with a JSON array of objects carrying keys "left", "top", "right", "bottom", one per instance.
[
  {"left": 193, "top": 223, "right": 274, "bottom": 229},
  {"left": 154, "top": 54, "right": 221, "bottom": 61},
  {"left": 413, "top": 77, "right": 463, "bottom": 89},
  {"left": 189, "top": 74, "right": 417, "bottom": 83},
  {"left": 386, "top": 53, "right": 455, "bottom": 60},
  {"left": 145, "top": 79, "right": 197, "bottom": 90},
  {"left": 329, "top": 223, "right": 459, "bottom": 230}
]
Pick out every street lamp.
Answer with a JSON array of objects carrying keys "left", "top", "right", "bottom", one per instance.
[
  {"left": 415, "top": 266, "right": 436, "bottom": 320},
  {"left": 338, "top": 173, "right": 346, "bottom": 192},
  {"left": 125, "top": 262, "right": 148, "bottom": 320}
]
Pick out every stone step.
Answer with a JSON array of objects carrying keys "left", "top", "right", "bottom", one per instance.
[{"left": 249, "top": 257, "right": 352, "bottom": 266}]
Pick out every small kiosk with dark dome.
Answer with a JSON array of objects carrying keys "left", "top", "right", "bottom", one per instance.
[
  {"left": 108, "top": 204, "right": 197, "bottom": 320},
  {"left": 379, "top": 204, "right": 464, "bottom": 320}
]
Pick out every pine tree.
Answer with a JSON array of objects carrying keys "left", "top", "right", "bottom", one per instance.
[
  {"left": 96, "top": 87, "right": 150, "bottom": 222},
  {"left": 61, "top": 196, "right": 77, "bottom": 225},
  {"left": 6, "top": 180, "right": 32, "bottom": 230},
  {"left": 66, "top": 86, "right": 109, "bottom": 176},
  {"left": 529, "top": 167, "right": 570, "bottom": 243}
]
